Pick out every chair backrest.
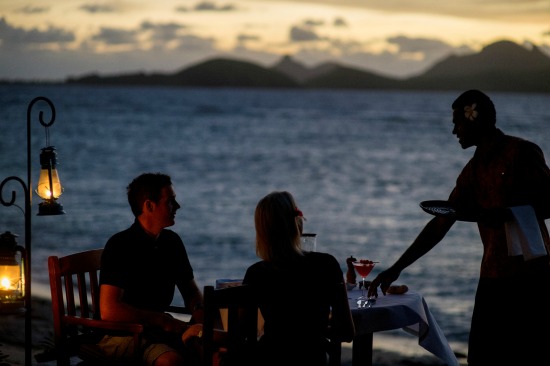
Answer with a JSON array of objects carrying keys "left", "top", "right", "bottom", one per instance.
[
  {"left": 48, "top": 248, "right": 149, "bottom": 366},
  {"left": 47, "top": 248, "right": 191, "bottom": 366},
  {"left": 202, "top": 282, "right": 348, "bottom": 366},
  {"left": 202, "top": 284, "right": 259, "bottom": 366},
  {"left": 48, "top": 248, "right": 104, "bottom": 365},
  {"left": 326, "top": 281, "right": 351, "bottom": 366}
]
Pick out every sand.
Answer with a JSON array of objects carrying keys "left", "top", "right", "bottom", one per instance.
[{"left": 0, "top": 297, "right": 468, "bottom": 366}]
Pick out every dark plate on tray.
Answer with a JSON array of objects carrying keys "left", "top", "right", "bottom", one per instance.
[{"left": 419, "top": 200, "right": 478, "bottom": 222}]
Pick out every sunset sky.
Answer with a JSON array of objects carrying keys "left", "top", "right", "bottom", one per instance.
[{"left": 1, "top": 0, "right": 549, "bottom": 81}]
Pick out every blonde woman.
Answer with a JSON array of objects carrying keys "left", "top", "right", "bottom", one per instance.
[{"left": 243, "top": 191, "right": 354, "bottom": 366}]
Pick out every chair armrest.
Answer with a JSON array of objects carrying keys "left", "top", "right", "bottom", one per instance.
[{"left": 63, "top": 316, "right": 144, "bottom": 333}]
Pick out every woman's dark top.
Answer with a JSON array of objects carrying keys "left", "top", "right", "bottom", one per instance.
[{"left": 243, "top": 251, "right": 344, "bottom": 366}]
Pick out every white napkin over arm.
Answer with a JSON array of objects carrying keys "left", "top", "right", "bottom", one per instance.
[{"left": 505, "top": 205, "right": 548, "bottom": 260}]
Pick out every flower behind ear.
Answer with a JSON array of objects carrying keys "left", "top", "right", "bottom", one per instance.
[{"left": 464, "top": 103, "right": 478, "bottom": 121}]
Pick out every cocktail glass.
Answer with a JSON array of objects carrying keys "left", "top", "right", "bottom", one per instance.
[{"left": 352, "top": 260, "right": 377, "bottom": 306}]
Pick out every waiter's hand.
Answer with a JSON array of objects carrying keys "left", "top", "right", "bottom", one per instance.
[{"left": 367, "top": 267, "right": 401, "bottom": 298}]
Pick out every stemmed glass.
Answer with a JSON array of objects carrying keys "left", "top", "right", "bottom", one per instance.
[{"left": 352, "top": 259, "right": 377, "bottom": 307}]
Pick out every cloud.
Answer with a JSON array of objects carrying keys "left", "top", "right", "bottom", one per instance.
[
  {"left": 386, "top": 36, "right": 464, "bottom": 60},
  {"left": 333, "top": 17, "right": 347, "bottom": 27},
  {"left": 140, "top": 21, "right": 186, "bottom": 42},
  {"left": 224, "top": 44, "right": 280, "bottom": 65},
  {"left": 288, "top": 17, "right": 348, "bottom": 44},
  {"left": 175, "top": 1, "right": 238, "bottom": 13},
  {"left": 79, "top": 3, "right": 118, "bottom": 14},
  {"left": 91, "top": 27, "right": 139, "bottom": 45},
  {"left": 289, "top": 26, "right": 322, "bottom": 42},
  {"left": 194, "top": 1, "right": 237, "bottom": 11},
  {"left": 281, "top": 22, "right": 470, "bottom": 77},
  {"left": 290, "top": 45, "right": 428, "bottom": 78},
  {"left": 303, "top": 19, "right": 325, "bottom": 27},
  {"left": 237, "top": 33, "right": 261, "bottom": 43},
  {"left": 15, "top": 5, "right": 50, "bottom": 14},
  {"left": 0, "top": 0, "right": 544, "bottom": 83},
  {"left": 0, "top": 17, "right": 74, "bottom": 47},
  {"left": 285, "top": 35, "right": 474, "bottom": 78},
  {"left": 0, "top": 31, "right": 221, "bottom": 81},
  {"left": 173, "top": 34, "right": 217, "bottom": 51},
  {"left": 260, "top": 0, "right": 549, "bottom": 24}
]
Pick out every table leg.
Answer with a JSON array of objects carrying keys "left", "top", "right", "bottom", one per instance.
[{"left": 352, "top": 333, "right": 373, "bottom": 366}]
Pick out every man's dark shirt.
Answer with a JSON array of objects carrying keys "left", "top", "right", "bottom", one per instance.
[{"left": 100, "top": 220, "right": 194, "bottom": 311}]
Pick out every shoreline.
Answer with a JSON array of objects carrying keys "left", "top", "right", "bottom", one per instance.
[{"left": 0, "top": 296, "right": 468, "bottom": 366}]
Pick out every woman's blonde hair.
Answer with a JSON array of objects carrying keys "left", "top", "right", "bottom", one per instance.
[{"left": 254, "top": 191, "right": 304, "bottom": 262}]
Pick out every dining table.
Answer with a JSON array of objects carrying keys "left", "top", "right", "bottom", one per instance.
[{"left": 348, "top": 288, "right": 459, "bottom": 366}]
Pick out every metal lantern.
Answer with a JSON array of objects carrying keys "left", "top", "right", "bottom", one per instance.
[
  {"left": 36, "top": 146, "right": 65, "bottom": 215},
  {"left": 0, "top": 231, "right": 26, "bottom": 313}
]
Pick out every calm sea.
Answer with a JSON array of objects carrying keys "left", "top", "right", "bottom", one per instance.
[{"left": 1, "top": 84, "right": 549, "bottom": 347}]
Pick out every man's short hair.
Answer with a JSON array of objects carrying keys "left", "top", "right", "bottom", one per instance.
[{"left": 127, "top": 172, "right": 172, "bottom": 217}]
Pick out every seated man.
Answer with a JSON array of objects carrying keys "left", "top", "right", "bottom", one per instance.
[{"left": 98, "top": 172, "right": 204, "bottom": 366}]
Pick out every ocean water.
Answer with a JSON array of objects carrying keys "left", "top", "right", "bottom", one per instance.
[{"left": 1, "top": 84, "right": 549, "bottom": 347}]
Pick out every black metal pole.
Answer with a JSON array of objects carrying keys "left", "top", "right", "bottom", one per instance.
[
  {"left": 1, "top": 97, "right": 57, "bottom": 366},
  {"left": 25, "top": 96, "right": 55, "bottom": 366}
]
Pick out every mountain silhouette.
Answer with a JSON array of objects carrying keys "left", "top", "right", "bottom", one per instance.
[
  {"left": 270, "top": 55, "right": 340, "bottom": 83},
  {"left": 401, "top": 40, "right": 550, "bottom": 93},
  {"left": 65, "top": 40, "right": 550, "bottom": 93},
  {"left": 67, "top": 58, "right": 298, "bottom": 88},
  {"left": 171, "top": 58, "right": 298, "bottom": 88}
]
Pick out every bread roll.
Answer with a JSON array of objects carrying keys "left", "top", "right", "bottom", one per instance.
[{"left": 387, "top": 284, "right": 408, "bottom": 294}]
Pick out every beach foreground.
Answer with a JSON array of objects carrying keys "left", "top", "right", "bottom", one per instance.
[{"left": 0, "top": 297, "right": 467, "bottom": 366}]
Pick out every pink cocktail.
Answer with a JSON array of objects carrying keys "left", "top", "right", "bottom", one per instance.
[
  {"left": 353, "top": 262, "right": 375, "bottom": 278},
  {"left": 352, "top": 260, "right": 377, "bottom": 304}
]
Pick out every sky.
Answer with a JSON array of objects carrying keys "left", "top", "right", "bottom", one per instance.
[{"left": 0, "top": 0, "right": 549, "bottom": 81}]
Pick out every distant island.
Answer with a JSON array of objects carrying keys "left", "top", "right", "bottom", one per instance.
[{"left": 9, "top": 40, "right": 550, "bottom": 93}]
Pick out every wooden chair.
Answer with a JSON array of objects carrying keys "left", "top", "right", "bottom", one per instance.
[
  {"left": 47, "top": 248, "right": 191, "bottom": 366},
  {"left": 202, "top": 284, "right": 259, "bottom": 366},
  {"left": 201, "top": 282, "right": 349, "bottom": 366},
  {"left": 326, "top": 281, "right": 354, "bottom": 366}
]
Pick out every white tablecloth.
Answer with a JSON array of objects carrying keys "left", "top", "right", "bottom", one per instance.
[{"left": 348, "top": 289, "right": 459, "bottom": 366}]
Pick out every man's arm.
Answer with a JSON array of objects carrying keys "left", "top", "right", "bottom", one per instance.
[
  {"left": 367, "top": 216, "right": 455, "bottom": 298},
  {"left": 100, "top": 284, "right": 188, "bottom": 334},
  {"left": 178, "top": 279, "right": 205, "bottom": 324}
]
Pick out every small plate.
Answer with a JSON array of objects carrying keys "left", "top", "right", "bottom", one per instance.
[
  {"left": 215, "top": 279, "right": 243, "bottom": 289},
  {"left": 419, "top": 200, "right": 478, "bottom": 222}
]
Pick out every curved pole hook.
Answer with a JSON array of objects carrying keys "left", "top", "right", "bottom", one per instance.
[
  {"left": 28, "top": 96, "right": 56, "bottom": 128},
  {"left": 0, "top": 176, "right": 29, "bottom": 209}
]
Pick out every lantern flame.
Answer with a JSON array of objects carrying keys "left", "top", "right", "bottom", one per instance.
[{"left": 1, "top": 277, "right": 12, "bottom": 290}]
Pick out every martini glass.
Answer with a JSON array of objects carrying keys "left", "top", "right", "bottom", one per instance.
[{"left": 352, "top": 260, "right": 377, "bottom": 306}]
